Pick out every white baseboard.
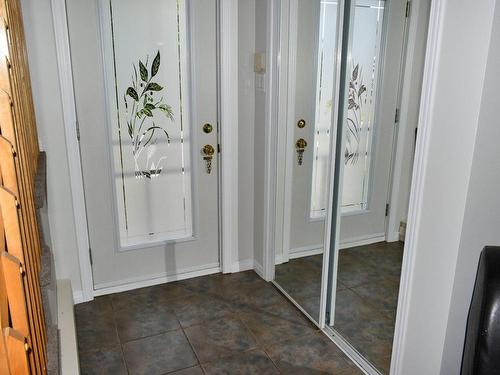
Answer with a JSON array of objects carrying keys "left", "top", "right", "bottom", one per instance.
[
  {"left": 74, "top": 259, "right": 269, "bottom": 303},
  {"left": 72, "top": 290, "right": 84, "bottom": 305},
  {"left": 289, "top": 244, "right": 324, "bottom": 259},
  {"left": 91, "top": 263, "right": 221, "bottom": 298},
  {"left": 275, "top": 245, "right": 324, "bottom": 264},
  {"left": 339, "top": 233, "right": 386, "bottom": 249},
  {"left": 275, "top": 254, "right": 284, "bottom": 265},
  {"left": 386, "top": 231, "right": 400, "bottom": 243},
  {"left": 232, "top": 259, "right": 255, "bottom": 272},
  {"left": 274, "top": 235, "right": 386, "bottom": 265},
  {"left": 253, "top": 260, "right": 264, "bottom": 278},
  {"left": 57, "top": 279, "right": 80, "bottom": 374}
]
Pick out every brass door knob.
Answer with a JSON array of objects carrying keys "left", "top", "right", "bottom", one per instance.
[
  {"left": 201, "top": 144, "right": 215, "bottom": 174},
  {"left": 202, "top": 144, "right": 215, "bottom": 156},
  {"left": 295, "top": 138, "right": 307, "bottom": 149},
  {"left": 295, "top": 138, "right": 307, "bottom": 166}
]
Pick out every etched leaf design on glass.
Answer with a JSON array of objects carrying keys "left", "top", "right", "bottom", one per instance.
[
  {"left": 126, "top": 87, "right": 139, "bottom": 101},
  {"left": 159, "top": 104, "right": 174, "bottom": 120},
  {"left": 358, "top": 85, "right": 366, "bottom": 97},
  {"left": 146, "top": 82, "right": 163, "bottom": 92},
  {"left": 139, "top": 60, "right": 148, "bottom": 82},
  {"left": 123, "top": 51, "right": 174, "bottom": 179},
  {"left": 151, "top": 51, "right": 160, "bottom": 78},
  {"left": 352, "top": 64, "right": 359, "bottom": 81},
  {"left": 345, "top": 62, "right": 366, "bottom": 165}
]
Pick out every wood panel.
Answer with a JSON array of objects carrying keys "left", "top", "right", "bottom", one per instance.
[{"left": 0, "top": 0, "right": 46, "bottom": 373}]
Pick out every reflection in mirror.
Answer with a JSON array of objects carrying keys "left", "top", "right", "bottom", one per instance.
[
  {"left": 310, "top": 0, "right": 339, "bottom": 220},
  {"left": 329, "top": 0, "right": 416, "bottom": 374},
  {"left": 274, "top": 0, "right": 339, "bottom": 323},
  {"left": 342, "top": 0, "right": 384, "bottom": 213}
]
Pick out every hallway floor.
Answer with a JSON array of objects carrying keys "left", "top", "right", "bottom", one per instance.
[
  {"left": 335, "top": 242, "right": 403, "bottom": 374},
  {"left": 275, "top": 241, "right": 403, "bottom": 374},
  {"left": 75, "top": 271, "right": 363, "bottom": 374}
]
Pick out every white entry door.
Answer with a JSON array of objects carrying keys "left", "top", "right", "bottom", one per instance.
[{"left": 66, "top": 0, "right": 220, "bottom": 290}]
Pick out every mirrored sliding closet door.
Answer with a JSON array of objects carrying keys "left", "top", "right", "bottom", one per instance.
[
  {"left": 273, "top": 0, "right": 342, "bottom": 324},
  {"left": 273, "top": 0, "right": 416, "bottom": 373},
  {"left": 326, "top": 0, "right": 411, "bottom": 374}
]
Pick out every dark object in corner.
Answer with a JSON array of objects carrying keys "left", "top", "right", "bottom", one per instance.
[{"left": 461, "top": 246, "right": 500, "bottom": 375}]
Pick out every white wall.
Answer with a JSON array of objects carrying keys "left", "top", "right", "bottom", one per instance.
[
  {"left": 21, "top": 0, "right": 83, "bottom": 293},
  {"left": 397, "top": 0, "right": 495, "bottom": 374},
  {"left": 440, "top": 2, "right": 500, "bottom": 373}
]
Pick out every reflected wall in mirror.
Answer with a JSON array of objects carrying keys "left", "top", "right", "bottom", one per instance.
[
  {"left": 274, "top": 0, "right": 340, "bottom": 323},
  {"left": 328, "top": 0, "right": 419, "bottom": 374}
]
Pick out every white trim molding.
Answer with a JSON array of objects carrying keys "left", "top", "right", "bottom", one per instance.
[
  {"left": 390, "top": 0, "right": 444, "bottom": 372},
  {"left": 51, "top": 0, "right": 94, "bottom": 303},
  {"left": 280, "top": 0, "right": 298, "bottom": 266},
  {"left": 339, "top": 233, "right": 386, "bottom": 250},
  {"left": 253, "top": 260, "right": 264, "bottom": 279},
  {"left": 92, "top": 263, "right": 221, "bottom": 297},
  {"left": 289, "top": 244, "right": 324, "bottom": 259},
  {"left": 219, "top": 0, "right": 239, "bottom": 274},
  {"left": 385, "top": 0, "right": 431, "bottom": 244},
  {"left": 57, "top": 280, "right": 80, "bottom": 372},
  {"left": 262, "top": 0, "right": 282, "bottom": 281}
]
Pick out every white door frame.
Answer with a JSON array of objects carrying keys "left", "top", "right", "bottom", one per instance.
[
  {"left": 389, "top": 0, "right": 443, "bottom": 372},
  {"left": 51, "top": 0, "right": 239, "bottom": 303},
  {"left": 261, "top": 0, "right": 282, "bottom": 281},
  {"left": 263, "top": 0, "right": 444, "bottom": 373}
]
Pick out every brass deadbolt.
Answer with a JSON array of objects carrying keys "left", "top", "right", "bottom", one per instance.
[
  {"left": 203, "top": 123, "right": 213, "bottom": 134},
  {"left": 297, "top": 119, "right": 306, "bottom": 128}
]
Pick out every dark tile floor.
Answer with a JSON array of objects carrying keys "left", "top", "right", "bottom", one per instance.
[
  {"left": 76, "top": 271, "right": 363, "bottom": 375},
  {"left": 274, "top": 254, "right": 323, "bottom": 321},
  {"left": 335, "top": 241, "right": 403, "bottom": 374},
  {"left": 275, "top": 241, "right": 404, "bottom": 375}
]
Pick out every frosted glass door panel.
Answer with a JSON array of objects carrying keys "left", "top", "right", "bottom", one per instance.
[
  {"left": 310, "top": 0, "right": 339, "bottom": 219},
  {"left": 101, "top": 0, "right": 193, "bottom": 248},
  {"left": 342, "top": 0, "right": 385, "bottom": 211}
]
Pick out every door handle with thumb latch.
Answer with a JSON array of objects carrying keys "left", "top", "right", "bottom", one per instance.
[
  {"left": 201, "top": 144, "right": 215, "bottom": 174},
  {"left": 295, "top": 138, "right": 307, "bottom": 166}
]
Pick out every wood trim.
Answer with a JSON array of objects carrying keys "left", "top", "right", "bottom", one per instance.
[
  {"left": 1, "top": 252, "right": 29, "bottom": 336},
  {"left": 4, "top": 328, "right": 29, "bottom": 375},
  {"left": 0, "top": 0, "right": 47, "bottom": 371}
]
